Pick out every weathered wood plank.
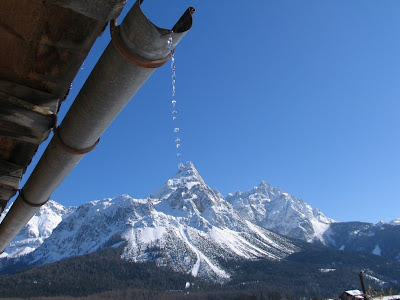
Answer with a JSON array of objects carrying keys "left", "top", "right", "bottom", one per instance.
[
  {"left": 0, "top": 160, "right": 23, "bottom": 189},
  {"left": 0, "top": 136, "right": 38, "bottom": 166},
  {"left": 0, "top": 79, "right": 60, "bottom": 113},
  {"left": 0, "top": 91, "right": 55, "bottom": 116},
  {"left": 0, "top": 120, "right": 49, "bottom": 144},
  {"left": 0, "top": 159, "right": 24, "bottom": 175},
  {"left": 0, "top": 186, "right": 17, "bottom": 201},
  {"left": 0, "top": 181, "right": 19, "bottom": 191},
  {"left": 0, "top": 175, "right": 20, "bottom": 189},
  {"left": 51, "top": 0, "right": 125, "bottom": 21},
  {"left": 0, "top": 94, "right": 56, "bottom": 135},
  {"left": 0, "top": 199, "right": 8, "bottom": 214},
  {"left": 0, "top": 87, "right": 56, "bottom": 143},
  {"left": 0, "top": 0, "right": 105, "bottom": 98}
]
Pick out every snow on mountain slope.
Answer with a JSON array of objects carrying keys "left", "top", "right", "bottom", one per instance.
[
  {"left": 389, "top": 218, "right": 400, "bottom": 226},
  {"left": 0, "top": 200, "right": 74, "bottom": 258},
  {"left": 226, "top": 181, "right": 334, "bottom": 242},
  {"left": 28, "top": 162, "right": 300, "bottom": 282},
  {"left": 322, "top": 221, "right": 400, "bottom": 261}
]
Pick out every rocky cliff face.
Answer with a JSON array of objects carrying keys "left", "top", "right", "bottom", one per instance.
[{"left": 226, "top": 181, "right": 334, "bottom": 242}]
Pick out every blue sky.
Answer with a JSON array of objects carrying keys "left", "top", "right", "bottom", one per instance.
[{"left": 21, "top": 0, "right": 400, "bottom": 223}]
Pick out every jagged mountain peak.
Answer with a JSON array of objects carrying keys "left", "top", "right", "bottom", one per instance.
[
  {"left": 226, "top": 181, "right": 273, "bottom": 199},
  {"left": 226, "top": 182, "right": 334, "bottom": 242},
  {"left": 150, "top": 162, "right": 235, "bottom": 229},
  {"left": 176, "top": 161, "right": 198, "bottom": 177},
  {"left": 258, "top": 180, "right": 271, "bottom": 188},
  {"left": 151, "top": 161, "right": 206, "bottom": 201},
  {"left": 172, "top": 161, "right": 205, "bottom": 187},
  {"left": 252, "top": 180, "right": 290, "bottom": 197}
]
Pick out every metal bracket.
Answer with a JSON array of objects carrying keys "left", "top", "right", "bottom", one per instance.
[
  {"left": 53, "top": 127, "right": 100, "bottom": 155},
  {"left": 110, "top": 19, "right": 171, "bottom": 68}
]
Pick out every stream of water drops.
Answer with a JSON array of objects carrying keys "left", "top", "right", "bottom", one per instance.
[{"left": 168, "top": 36, "right": 184, "bottom": 170}]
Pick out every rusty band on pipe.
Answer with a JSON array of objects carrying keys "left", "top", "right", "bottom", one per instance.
[
  {"left": 53, "top": 127, "right": 100, "bottom": 155},
  {"left": 19, "top": 190, "right": 48, "bottom": 208},
  {"left": 110, "top": 19, "right": 171, "bottom": 68}
]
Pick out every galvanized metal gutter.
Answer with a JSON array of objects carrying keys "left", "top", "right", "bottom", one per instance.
[{"left": 0, "top": 0, "right": 194, "bottom": 253}]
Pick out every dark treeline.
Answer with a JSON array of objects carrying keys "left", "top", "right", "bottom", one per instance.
[
  {"left": 0, "top": 289, "right": 296, "bottom": 300},
  {"left": 0, "top": 246, "right": 399, "bottom": 299}
]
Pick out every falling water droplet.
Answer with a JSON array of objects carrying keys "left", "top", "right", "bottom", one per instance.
[{"left": 169, "top": 35, "right": 185, "bottom": 169}]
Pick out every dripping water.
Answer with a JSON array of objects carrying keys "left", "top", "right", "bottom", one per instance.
[{"left": 168, "top": 35, "right": 184, "bottom": 170}]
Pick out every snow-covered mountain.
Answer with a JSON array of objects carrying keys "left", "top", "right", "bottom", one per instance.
[
  {"left": 0, "top": 201, "right": 74, "bottom": 258},
  {"left": 226, "top": 181, "right": 334, "bottom": 242},
  {"left": 22, "top": 162, "right": 300, "bottom": 282},
  {"left": 2, "top": 161, "right": 398, "bottom": 281},
  {"left": 224, "top": 183, "right": 400, "bottom": 260}
]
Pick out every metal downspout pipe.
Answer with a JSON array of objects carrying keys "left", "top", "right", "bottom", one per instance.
[{"left": 0, "top": 0, "right": 194, "bottom": 253}]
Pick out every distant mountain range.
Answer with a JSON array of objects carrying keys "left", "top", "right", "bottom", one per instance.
[{"left": 0, "top": 162, "right": 399, "bottom": 290}]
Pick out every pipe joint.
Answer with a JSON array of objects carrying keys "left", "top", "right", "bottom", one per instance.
[
  {"left": 19, "top": 190, "right": 48, "bottom": 208},
  {"left": 54, "top": 127, "right": 100, "bottom": 155},
  {"left": 110, "top": 19, "right": 171, "bottom": 68}
]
